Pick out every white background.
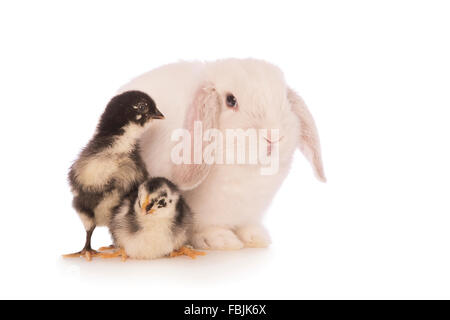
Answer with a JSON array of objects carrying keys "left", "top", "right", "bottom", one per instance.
[{"left": 0, "top": 0, "right": 449, "bottom": 299}]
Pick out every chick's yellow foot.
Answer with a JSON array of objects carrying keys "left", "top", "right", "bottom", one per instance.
[
  {"left": 63, "top": 248, "right": 99, "bottom": 261},
  {"left": 170, "top": 246, "right": 206, "bottom": 259},
  {"left": 98, "top": 245, "right": 116, "bottom": 252},
  {"left": 97, "top": 247, "right": 128, "bottom": 262}
]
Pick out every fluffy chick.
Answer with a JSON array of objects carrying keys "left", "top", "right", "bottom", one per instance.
[
  {"left": 64, "top": 91, "right": 164, "bottom": 260},
  {"left": 102, "top": 177, "right": 205, "bottom": 260}
]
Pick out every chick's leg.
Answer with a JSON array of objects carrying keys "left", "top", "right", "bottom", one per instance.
[
  {"left": 63, "top": 228, "right": 100, "bottom": 261},
  {"left": 170, "top": 246, "right": 206, "bottom": 259}
]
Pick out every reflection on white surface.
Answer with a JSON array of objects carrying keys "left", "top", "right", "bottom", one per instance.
[
  {"left": 60, "top": 248, "right": 272, "bottom": 283},
  {"left": 57, "top": 248, "right": 274, "bottom": 299}
]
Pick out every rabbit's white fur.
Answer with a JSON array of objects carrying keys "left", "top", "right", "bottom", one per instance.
[{"left": 119, "top": 59, "right": 325, "bottom": 250}]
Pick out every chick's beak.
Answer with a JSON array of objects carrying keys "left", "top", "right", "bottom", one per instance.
[
  {"left": 141, "top": 195, "right": 156, "bottom": 215},
  {"left": 151, "top": 108, "right": 165, "bottom": 120}
]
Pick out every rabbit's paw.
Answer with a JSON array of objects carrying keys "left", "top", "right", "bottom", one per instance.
[
  {"left": 192, "top": 227, "right": 244, "bottom": 250},
  {"left": 235, "top": 225, "right": 271, "bottom": 248}
]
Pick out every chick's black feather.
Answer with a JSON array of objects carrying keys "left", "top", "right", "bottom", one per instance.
[{"left": 68, "top": 91, "right": 163, "bottom": 239}]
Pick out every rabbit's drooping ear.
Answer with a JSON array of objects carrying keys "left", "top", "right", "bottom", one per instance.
[
  {"left": 287, "top": 88, "right": 326, "bottom": 182},
  {"left": 171, "top": 82, "right": 221, "bottom": 190}
]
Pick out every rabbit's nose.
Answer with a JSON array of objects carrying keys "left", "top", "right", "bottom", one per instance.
[
  {"left": 262, "top": 129, "right": 284, "bottom": 143},
  {"left": 263, "top": 136, "right": 284, "bottom": 144},
  {"left": 263, "top": 136, "right": 284, "bottom": 156}
]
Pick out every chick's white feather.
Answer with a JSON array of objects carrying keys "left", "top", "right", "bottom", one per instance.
[
  {"left": 110, "top": 181, "right": 188, "bottom": 259},
  {"left": 113, "top": 201, "right": 179, "bottom": 260},
  {"left": 72, "top": 123, "right": 148, "bottom": 193}
]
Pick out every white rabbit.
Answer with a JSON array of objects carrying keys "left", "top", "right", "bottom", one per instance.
[{"left": 118, "top": 58, "right": 325, "bottom": 250}]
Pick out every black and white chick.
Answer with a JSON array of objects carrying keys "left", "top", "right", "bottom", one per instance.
[
  {"left": 101, "top": 177, "right": 205, "bottom": 260},
  {"left": 64, "top": 91, "right": 164, "bottom": 261}
]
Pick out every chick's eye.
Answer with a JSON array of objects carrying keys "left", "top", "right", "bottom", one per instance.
[
  {"left": 158, "top": 199, "right": 166, "bottom": 206},
  {"left": 226, "top": 94, "right": 237, "bottom": 108},
  {"left": 138, "top": 104, "right": 148, "bottom": 113}
]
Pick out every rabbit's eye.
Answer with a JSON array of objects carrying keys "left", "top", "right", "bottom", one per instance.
[{"left": 226, "top": 94, "right": 238, "bottom": 108}]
